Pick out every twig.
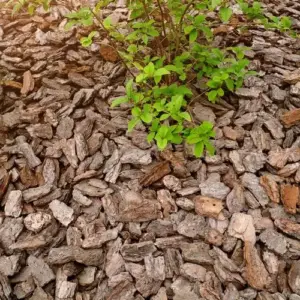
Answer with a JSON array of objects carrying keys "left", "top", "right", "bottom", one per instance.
[
  {"left": 187, "top": 89, "right": 208, "bottom": 111},
  {"left": 156, "top": 0, "right": 167, "bottom": 38},
  {"left": 178, "top": 0, "right": 194, "bottom": 29},
  {"left": 90, "top": 8, "right": 136, "bottom": 78},
  {"left": 141, "top": 0, "right": 150, "bottom": 20},
  {"left": 175, "top": 0, "right": 194, "bottom": 54}
]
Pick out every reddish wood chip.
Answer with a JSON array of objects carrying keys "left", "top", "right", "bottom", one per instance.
[
  {"left": 244, "top": 241, "right": 271, "bottom": 290},
  {"left": 281, "top": 108, "right": 300, "bottom": 127},
  {"left": 139, "top": 161, "right": 171, "bottom": 187},
  {"left": 280, "top": 184, "right": 299, "bottom": 214},
  {"left": 99, "top": 44, "right": 119, "bottom": 62},
  {"left": 260, "top": 175, "right": 280, "bottom": 203}
]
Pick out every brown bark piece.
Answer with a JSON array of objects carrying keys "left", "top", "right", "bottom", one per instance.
[
  {"left": 160, "top": 150, "right": 189, "bottom": 178},
  {"left": 21, "top": 70, "right": 34, "bottom": 95},
  {"left": 281, "top": 108, "right": 300, "bottom": 127},
  {"left": 274, "top": 218, "right": 300, "bottom": 239},
  {"left": 19, "top": 165, "right": 38, "bottom": 188},
  {"left": 0, "top": 171, "right": 10, "bottom": 201},
  {"left": 194, "top": 196, "right": 224, "bottom": 220},
  {"left": 280, "top": 184, "right": 299, "bottom": 214},
  {"left": 284, "top": 68, "right": 300, "bottom": 84},
  {"left": 260, "top": 175, "right": 280, "bottom": 203},
  {"left": 244, "top": 241, "right": 271, "bottom": 290},
  {"left": 99, "top": 44, "right": 119, "bottom": 62},
  {"left": 139, "top": 161, "right": 171, "bottom": 187}
]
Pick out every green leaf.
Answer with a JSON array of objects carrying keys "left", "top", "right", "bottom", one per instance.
[
  {"left": 199, "top": 121, "right": 214, "bottom": 134},
  {"left": 88, "top": 31, "right": 98, "bottom": 39},
  {"left": 111, "top": 96, "right": 128, "bottom": 108},
  {"left": 211, "top": 0, "right": 222, "bottom": 10},
  {"left": 150, "top": 119, "right": 160, "bottom": 131},
  {"left": 127, "top": 45, "right": 138, "bottom": 53},
  {"left": 158, "top": 126, "right": 169, "bottom": 138},
  {"left": 136, "top": 74, "right": 147, "bottom": 83},
  {"left": 180, "top": 112, "right": 192, "bottom": 121},
  {"left": 128, "top": 118, "right": 139, "bottom": 132},
  {"left": 144, "top": 62, "right": 155, "bottom": 77},
  {"left": 184, "top": 25, "right": 195, "bottom": 35},
  {"left": 142, "top": 35, "right": 149, "bottom": 44},
  {"left": 132, "top": 107, "right": 141, "bottom": 117},
  {"left": 204, "top": 140, "right": 215, "bottom": 156},
  {"left": 217, "top": 88, "right": 224, "bottom": 96},
  {"left": 207, "top": 90, "right": 218, "bottom": 102},
  {"left": 125, "top": 79, "right": 134, "bottom": 98},
  {"left": 154, "top": 68, "right": 170, "bottom": 77},
  {"left": 82, "top": 18, "right": 93, "bottom": 26},
  {"left": 80, "top": 37, "right": 92, "bottom": 47},
  {"left": 194, "top": 15, "right": 206, "bottom": 26},
  {"left": 65, "top": 20, "right": 77, "bottom": 30},
  {"left": 186, "top": 135, "right": 202, "bottom": 144},
  {"left": 156, "top": 137, "right": 168, "bottom": 150},
  {"left": 154, "top": 76, "right": 162, "bottom": 85},
  {"left": 172, "top": 95, "right": 184, "bottom": 111},
  {"left": 171, "top": 134, "right": 182, "bottom": 144},
  {"left": 189, "top": 29, "right": 198, "bottom": 42},
  {"left": 27, "top": 4, "right": 35, "bottom": 15},
  {"left": 194, "top": 142, "right": 204, "bottom": 158},
  {"left": 133, "top": 62, "right": 143, "bottom": 70},
  {"left": 103, "top": 16, "right": 112, "bottom": 29},
  {"left": 219, "top": 7, "right": 232, "bottom": 23},
  {"left": 147, "top": 132, "right": 155, "bottom": 143},
  {"left": 94, "top": 0, "right": 112, "bottom": 12},
  {"left": 225, "top": 78, "right": 234, "bottom": 91},
  {"left": 160, "top": 114, "right": 170, "bottom": 121},
  {"left": 141, "top": 112, "right": 153, "bottom": 123}
]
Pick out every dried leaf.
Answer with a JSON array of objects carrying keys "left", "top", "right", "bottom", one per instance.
[{"left": 1, "top": 80, "right": 23, "bottom": 89}]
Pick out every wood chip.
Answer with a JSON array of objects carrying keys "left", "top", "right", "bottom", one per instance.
[
  {"left": 244, "top": 241, "right": 271, "bottom": 290},
  {"left": 21, "top": 70, "right": 34, "bottom": 95},
  {"left": 194, "top": 196, "right": 224, "bottom": 220},
  {"left": 281, "top": 108, "right": 300, "bottom": 127},
  {"left": 99, "top": 44, "right": 119, "bottom": 62},
  {"left": 139, "top": 161, "right": 171, "bottom": 187},
  {"left": 280, "top": 184, "right": 299, "bottom": 214},
  {"left": 260, "top": 175, "right": 280, "bottom": 203}
]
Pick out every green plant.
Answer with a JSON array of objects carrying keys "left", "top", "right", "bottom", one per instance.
[
  {"left": 8, "top": 0, "right": 51, "bottom": 15},
  {"left": 8, "top": 0, "right": 296, "bottom": 157},
  {"left": 80, "top": 31, "right": 98, "bottom": 47}
]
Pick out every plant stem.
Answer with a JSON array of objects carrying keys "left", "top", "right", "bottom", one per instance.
[
  {"left": 141, "top": 0, "right": 150, "bottom": 20},
  {"left": 156, "top": 0, "right": 167, "bottom": 38},
  {"left": 90, "top": 8, "right": 136, "bottom": 78},
  {"left": 175, "top": 0, "right": 194, "bottom": 54},
  {"left": 179, "top": 0, "right": 194, "bottom": 29}
]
